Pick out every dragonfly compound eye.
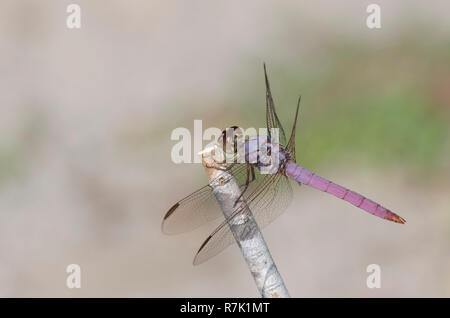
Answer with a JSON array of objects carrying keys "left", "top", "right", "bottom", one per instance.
[{"left": 220, "top": 126, "right": 243, "bottom": 154}]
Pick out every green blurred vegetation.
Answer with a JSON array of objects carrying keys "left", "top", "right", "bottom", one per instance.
[
  {"left": 121, "top": 35, "right": 450, "bottom": 176},
  {"left": 297, "top": 90, "right": 446, "bottom": 170},
  {"left": 235, "top": 38, "right": 450, "bottom": 172},
  {"left": 0, "top": 110, "right": 46, "bottom": 186}
]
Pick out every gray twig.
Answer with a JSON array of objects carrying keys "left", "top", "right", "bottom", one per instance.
[{"left": 201, "top": 146, "right": 290, "bottom": 298}]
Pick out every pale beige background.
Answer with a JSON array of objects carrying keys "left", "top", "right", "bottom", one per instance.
[{"left": 0, "top": 1, "right": 449, "bottom": 297}]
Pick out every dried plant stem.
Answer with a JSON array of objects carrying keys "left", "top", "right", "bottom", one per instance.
[{"left": 201, "top": 147, "right": 290, "bottom": 298}]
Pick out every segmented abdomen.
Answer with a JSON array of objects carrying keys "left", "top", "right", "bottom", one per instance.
[{"left": 285, "top": 163, "right": 405, "bottom": 224}]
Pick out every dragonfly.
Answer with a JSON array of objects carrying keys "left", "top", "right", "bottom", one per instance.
[{"left": 162, "top": 65, "right": 406, "bottom": 265}]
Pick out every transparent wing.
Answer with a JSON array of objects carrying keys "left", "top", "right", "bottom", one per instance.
[
  {"left": 193, "top": 171, "right": 293, "bottom": 265},
  {"left": 264, "top": 64, "right": 286, "bottom": 146},
  {"left": 162, "top": 184, "right": 220, "bottom": 235},
  {"left": 162, "top": 163, "right": 258, "bottom": 235},
  {"left": 286, "top": 96, "right": 301, "bottom": 163}
]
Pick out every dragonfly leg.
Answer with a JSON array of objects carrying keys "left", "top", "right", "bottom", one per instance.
[
  {"left": 251, "top": 166, "right": 256, "bottom": 182},
  {"left": 223, "top": 163, "right": 237, "bottom": 172},
  {"left": 234, "top": 164, "right": 251, "bottom": 207},
  {"left": 204, "top": 162, "right": 236, "bottom": 171}
]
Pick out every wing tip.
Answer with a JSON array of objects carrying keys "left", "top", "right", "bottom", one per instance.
[
  {"left": 263, "top": 63, "right": 270, "bottom": 87},
  {"left": 192, "top": 234, "right": 213, "bottom": 266},
  {"left": 161, "top": 202, "right": 180, "bottom": 234},
  {"left": 164, "top": 202, "right": 180, "bottom": 219}
]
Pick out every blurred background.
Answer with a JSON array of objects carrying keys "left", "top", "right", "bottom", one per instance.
[{"left": 0, "top": 0, "right": 449, "bottom": 297}]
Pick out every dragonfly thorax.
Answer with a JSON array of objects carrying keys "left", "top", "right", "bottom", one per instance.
[
  {"left": 244, "top": 135, "right": 288, "bottom": 173},
  {"left": 219, "top": 127, "right": 290, "bottom": 173}
]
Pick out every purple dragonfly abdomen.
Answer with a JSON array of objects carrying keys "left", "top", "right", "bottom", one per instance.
[{"left": 285, "top": 163, "right": 406, "bottom": 224}]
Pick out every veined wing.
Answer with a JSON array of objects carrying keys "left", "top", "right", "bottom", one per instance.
[
  {"left": 162, "top": 163, "right": 260, "bottom": 235},
  {"left": 162, "top": 183, "right": 220, "bottom": 235},
  {"left": 193, "top": 171, "right": 293, "bottom": 265},
  {"left": 264, "top": 64, "right": 287, "bottom": 146},
  {"left": 286, "top": 96, "right": 301, "bottom": 163}
]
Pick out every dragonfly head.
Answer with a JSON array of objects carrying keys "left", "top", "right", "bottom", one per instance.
[{"left": 219, "top": 126, "right": 245, "bottom": 158}]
